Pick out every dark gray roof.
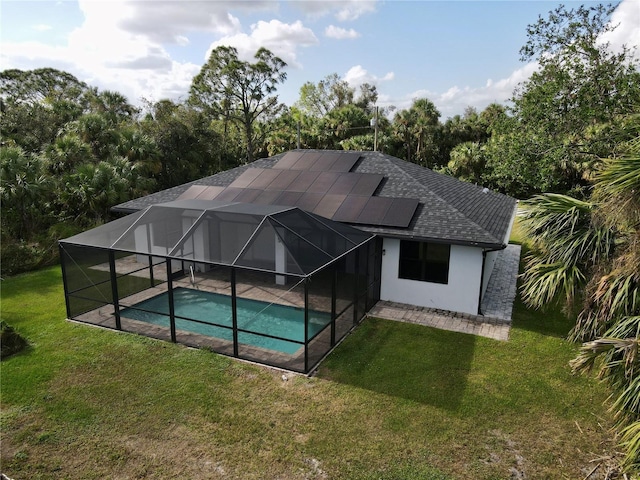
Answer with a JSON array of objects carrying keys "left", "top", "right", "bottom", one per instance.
[{"left": 113, "top": 150, "right": 517, "bottom": 248}]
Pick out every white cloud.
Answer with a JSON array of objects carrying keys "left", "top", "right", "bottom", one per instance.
[
  {"left": 292, "top": 0, "right": 377, "bottom": 21},
  {"left": 176, "top": 35, "right": 190, "bottom": 47},
  {"left": 0, "top": 35, "right": 201, "bottom": 105},
  {"left": 423, "top": 0, "right": 640, "bottom": 119},
  {"left": 0, "top": 1, "right": 206, "bottom": 105},
  {"left": 386, "top": 62, "right": 539, "bottom": 119},
  {"left": 1, "top": 1, "right": 315, "bottom": 106},
  {"left": 343, "top": 65, "right": 394, "bottom": 87},
  {"left": 325, "top": 25, "right": 360, "bottom": 39},
  {"left": 335, "top": 1, "right": 377, "bottom": 21},
  {"left": 110, "top": 0, "right": 273, "bottom": 43},
  {"left": 599, "top": 0, "right": 640, "bottom": 62},
  {"left": 32, "top": 24, "right": 52, "bottom": 32},
  {"left": 208, "top": 19, "right": 318, "bottom": 68}
]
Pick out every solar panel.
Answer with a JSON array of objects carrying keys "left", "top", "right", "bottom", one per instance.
[
  {"left": 265, "top": 169, "right": 301, "bottom": 190},
  {"left": 233, "top": 188, "right": 263, "bottom": 203},
  {"left": 215, "top": 187, "right": 243, "bottom": 201},
  {"left": 310, "top": 152, "right": 340, "bottom": 171},
  {"left": 382, "top": 198, "right": 420, "bottom": 228},
  {"left": 273, "top": 151, "right": 303, "bottom": 169},
  {"left": 286, "top": 170, "right": 320, "bottom": 193},
  {"left": 308, "top": 172, "right": 340, "bottom": 194},
  {"left": 331, "top": 195, "right": 370, "bottom": 222},
  {"left": 229, "top": 168, "right": 263, "bottom": 188},
  {"left": 313, "top": 194, "right": 347, "bottom": 219},
  {"left": 183, "top": 153, "right": 419, "bottom": 229},
  {"left": 296, "top": 192, "right": 324, "bottom": 211},
  {"left": 355, "top": 197, "right": 394, "bottom": 225},
  {"left": 291, "top": 151, "right": 322, "bottom": 171},
  {"left": 311, "top": 154, "right": 338, "bottom": 172},
  {"left": 327, "top": 174, "right": 359, "bottom": 195},
  {"left": 351, "top": 174, "right": 384, "bottom": 196},
  {"left": 177, "top": 185, "right": 209, "bottom": 200},
  {"left": 328, "top": 152, "right": 361, "bottom": 172},
  {"left": 273, "top": 151, "right": 361, "bottom": 172},
  {"left": 244, "top": 168, "right": 281, "bottom": 189},
  {"left": 195, "top": 186, "right": 225, "bottom": 200},
  {"left": 252, "top": 189, "right": 283, "bottom": 205},
  {"left": 274, "top": 190, "right": 303, "bottom": 206}
]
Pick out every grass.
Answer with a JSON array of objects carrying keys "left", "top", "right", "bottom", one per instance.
[{"left": 0, "top": 262, "right": 616, "bottom": 479}]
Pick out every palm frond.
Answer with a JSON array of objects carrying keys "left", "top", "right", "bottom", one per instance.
[
  {"left": 571, "top": 317, "right": 640, "bottom": 472},
  {"left": 596, "top": 153, "right": 640, "bottom": 198},
  {"left": 520, "top": 259, "right": 586, "bottom": 310},
  {"left": 573, "top": 271, "right": 640, "bottom": 341},
  {"left": 620, "top": 420, "right": 640, "bottom": 472},
  {"left": 519, "top": 193, "right": 614, "bottom": 266}
]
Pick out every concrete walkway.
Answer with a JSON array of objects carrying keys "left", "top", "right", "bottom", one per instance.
[{"left": 367, "top": 244, "right": 521, "bottom": 341}]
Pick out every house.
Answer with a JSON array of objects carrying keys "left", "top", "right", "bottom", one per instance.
[
  {"left": 113, "top": 150, "right": 517, "bottom": 317},
  {"left": 60, "top": 150, "right": 516, "bottom": 373}
]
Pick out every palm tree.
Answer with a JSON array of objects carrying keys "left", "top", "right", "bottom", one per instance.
[
  {"left": 0, "top": 146, "right": 51, "bottom": 239},
  {"left": 519, "top": 134, "right": 640, "bottom": 472},
  {"left": 43, "top": 133, "right": 93, "bottom": 174},
  {"left": 447, "top": 142, "right": 487, "bottom": 184}
]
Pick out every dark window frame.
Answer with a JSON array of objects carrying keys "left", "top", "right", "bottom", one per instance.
[{"left": 398, "top": 240, "right": 450, "bottom": 284}]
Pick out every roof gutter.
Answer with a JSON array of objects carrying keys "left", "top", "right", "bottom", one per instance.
[
  {"left": 111, "top": 205, "right": 140, "bottom": 215},
  {"left": 477, "top": 244, "right": 508, "bottom": 316}
]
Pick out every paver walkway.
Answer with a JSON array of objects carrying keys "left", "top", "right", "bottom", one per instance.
[{"left": 367, "top": 244, "right": 521, "bottom": 341}]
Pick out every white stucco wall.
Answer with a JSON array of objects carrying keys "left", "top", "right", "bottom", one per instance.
[
  {"left": 380, "top": 237, "right": 483, "bottom": 315},
  {"left": 481, "top": 250, "right": 499, "bottom": 297}
]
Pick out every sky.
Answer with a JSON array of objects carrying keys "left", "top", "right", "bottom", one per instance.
[{"left": 1, "top": 0, "right": 639, "bottom": 120}]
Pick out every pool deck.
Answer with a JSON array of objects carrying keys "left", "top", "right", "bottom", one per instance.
[{"left": 367, "top": 244, "right": 521, "bottom": 341}]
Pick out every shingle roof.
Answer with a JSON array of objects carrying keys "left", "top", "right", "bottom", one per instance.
[{"left": 113, "top": 150, "right": 517, "bottom": 248}]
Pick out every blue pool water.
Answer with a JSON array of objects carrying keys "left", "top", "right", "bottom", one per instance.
[{"left": 120, "top": 288, "right": 331, "bottom": 354}]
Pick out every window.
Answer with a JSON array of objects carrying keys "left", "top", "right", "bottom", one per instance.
[{"left": 399, "top": 240, "right": 450, "bottom": 284}]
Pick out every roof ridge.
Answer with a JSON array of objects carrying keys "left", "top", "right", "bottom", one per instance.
[{"left": 386, "top": 156, "right": 504, "bottom": 245}]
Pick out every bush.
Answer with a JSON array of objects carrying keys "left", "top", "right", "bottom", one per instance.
[
  {"left": 0, "top": 222, "right": 81, "bottom": 277},
  {"left": 1, "top": 321, "right": 29, "bottom": 359},
  {"left": 0, "top": 240, "right": 46, "bottom": 277}
]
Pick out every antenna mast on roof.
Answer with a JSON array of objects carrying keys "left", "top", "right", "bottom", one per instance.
[{"left": 370, "top": 106, "right": 379, "bottom": 152}]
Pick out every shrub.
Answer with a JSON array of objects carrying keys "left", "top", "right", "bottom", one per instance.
[{"left": 0, "top": 321, "right": 29, "bottom": 359}]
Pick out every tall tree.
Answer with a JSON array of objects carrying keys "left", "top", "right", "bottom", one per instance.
[
  {"left": 446, "top": 141, "right": 487, "bottom": 184},
  {"left": 484, "top": 3, "right": 640, "bottom": 197},
  {"left": 0, "top": 68, "right": 89, "bottom": 105},
  {"left": 295, "top": 73, "right": 355, "bottom": 118},
  {"left": 58, "top": 157, "right": 153, "bottom": 225},
  {"left": 392, "top": 98, "right": 441, "bottom": 166},
  {"left": 189, "top": 46, "right": 287, "bottom": 163},
  {"left": 355, "top": 82, "right": 378, "bottom": 115},
  {"left": 519, "top": 3, "right": 639, "bottom": 132},
  {"left": 84, "top": 88, "right": 138, "bottom": 124},
  {"left": 142, "top": 100, "right": 222, "bottom": 189}
]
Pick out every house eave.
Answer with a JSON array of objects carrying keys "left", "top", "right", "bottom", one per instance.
[{"left": 360, "top": 230, "right": 507, "bottom": 250}]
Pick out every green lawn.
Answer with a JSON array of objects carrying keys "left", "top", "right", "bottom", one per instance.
[{"left": 1, "top": 264, "right": 614, "bottom": 479}]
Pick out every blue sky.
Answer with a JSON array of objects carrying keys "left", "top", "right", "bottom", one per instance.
[{"left": 1, "top": 0, "right": 638, "bottom": 119}]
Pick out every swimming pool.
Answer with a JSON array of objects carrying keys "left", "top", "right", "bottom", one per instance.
[{"left": 120, "top": 288, "right": 331, "bottom": 354}]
